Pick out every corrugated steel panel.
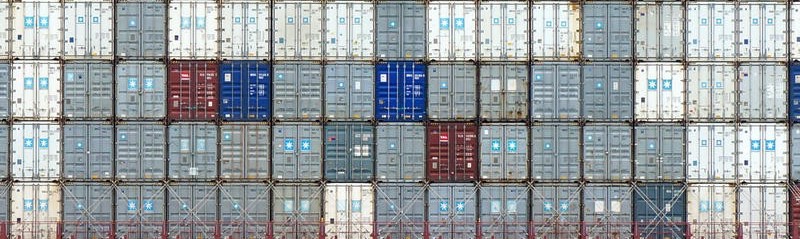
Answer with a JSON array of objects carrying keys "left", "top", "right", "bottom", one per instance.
[
  {"left": 115, "top": 184, "right": 165, "bottom": 238},
  {"left": 583, "top": 186, "right": 633, "bottom": 237},
  {"left": 583, "top": 3, "right": 632, "bottom": 60},
  {"left": 167, "top": 0, "right": 219, "bottom": 59},
  {"left": 427, "top": 1, "right": 477, "bottom": 61},
  {"left": 531, "top": 124, "right": 580, "bottom": 182},
  {"left": 0, "top": 126, "right": 8, "bottom": 178},
  {"left": 62, "top": 184, "right": 113, "bottom": 239},
  {"left": 739, "top": 63, "right": 787, "bottom": 121},
  {"left": 167, "top": 184, "right": 217, "bottom": 238},
  {"left": 220, "top": 1, "right": 270, "bottom": 60},
  {"left": 219, "top": 184, "right": 269, "bottom": 238},
  {"left": 63, "top": 1, "right": 113, "bottom": 59},
  {"left": 635, "top": 63, "right": 685, "bottom": 121},
  {"left": 738, "top": 185, "right": 788, "bottom": 238},
  {"left": 375, "top": 61, "right": 426, "bottom": 122},
  {"left": 219, "top": 61, "right": 271, "bottom": 121},
  {"left": 220, "top": 124, "right": 269, "bottom": 179},
  {"left": 116, "top": 62, "right": 167, "bottom": 119},
  {"left": 376, "top": 1, "right": 425, "bottom": 60},
  {"left": 737, "top": 123, "right": 789, "bottom": 182},
  {"left": 167, "top": 61, "right": 219, "bottom": 120},
  {"left": 687, "top": 124, "right": 736, "bottom": 183},
  {"left": 792, "top": 64, "right": 800, "bottom": 122},
  {"left": 634, "top": 3, "right": 684, "bottom": 60},
  {"left": 63, "top": 124, "right": 113, "bottom": 180},
  {"left": 530, "top": 185, "right": 581, "bottom": 238},
  {"left": 479, "top": 2, "right": 528, "bottom": 61},
  {"left": 325, "top": 63, "right": 374, "bottom": 121},
  {"left": 0, "top": 184, "right": 9, "bottom": 227},
  {"left": 479, "top": 64, "right": 528, "bottom": 121},
  {"left": 324, "top": 123, "right": 373, "bottom": 182},
  {"left": 12, "top": 124, "right": 60, "bottom": 180},
  {"left": 738, "top": 3, "right": 788, "bottom": 60},
  {"left": 11, "top": 61, "right": 61, "bottom": 120},
  {"left": 10, "top": 183, "right": 61, "bottom": 239},
  {"left": 480, "top": 185, "right": 529, "bottom": 238},
  {"left": 793, "top": 125, "right": 800, "bottom": 181},
  {"left": 272, "top": 124, "right": 322, "bottom": 181},
  {"left": 168, "top": 124, "right": 217, "bottom": 180},
  {"left": 792, "top": 5, "right": 800, "bottom": 61},
  {"left": 272, "top": 184, "right": 322, "bottom": 238},
  {"left": 427, "top": 63, "right": 476, "bottom": 120},
  {"left": 479, "top": 124, "right": 527, "bottom": 181},
  {"left": 687, "top": 63, "right": 736, "bottom": 121},
  {"left": 686, "top": 184, "right": 736, "bottom": 238},
  {"left": 791, "top": 183, "right": 800, "bottom": 239},
  {"left": 0, "top": 3, "right": 10, "bottom": 59},
  {"left": 375, "top": 184, "right": 425, "bottom": 238},
  {"left": 530, "top": 2, "right": 580, "bottom": 60},
  {"left": 687, "top": 2, "right": 736, "bottom": 61},
  {"left": 11, "top": 1, "right": 62, "bottom": 59},
  {"left": 0, "top": 64, "right": 10, "bottom": 119},
  {"left": 634, "top": 125, "right": 684, "bottom": 181},
  {"left": 428, "top": 184, "right": 477, "bottom": 239},
  {"left": 376, "top": 123, "right": 425, "bottom": 182},
  {"left": 633, "top": 184, "right": 686, "bottom": 239},
  {"left": 583, "top": 63, "right": 633, "bottom": 120},
  {"left": 116, "top": 124, "right": 166, "bottom": 180},
  {"left": 324, "top": 2, "right": 374, "bottom": 60},
  {"left": 115, "top": 2, "right": 166, "bottom": 59},
  {"left": 584, "top": 125, "right": 632, "bottom": 181},
  {"left": 324, "top": 183, "right": 373, "bottom": 239},
  {"left": 273, "top": 63, "right": 323, "bottom": 121},
  {"left": 273, "top": 1, "right": 323, "bottom": 60},
  {"left": 427, "top": 123, "right": 478, "bottom": 182},
  {"left": 530, "top": 63, "right": 580, "bottom": 120},
  {"left": 63, "top": 62, "right": 113, "bottom": 120}
]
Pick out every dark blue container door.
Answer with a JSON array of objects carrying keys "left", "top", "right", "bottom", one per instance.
[
  {"left": 791, "top": 64, "right": 800, "bottom": 122},
  {"left": 220, "top": 61, "right": 271, "bottom": 120},
  {"left": 375, "top": 61, "right": 427, "bottom": 121},
  {"left": 633, "top": 184, "right": 687, "bottom": 239}
]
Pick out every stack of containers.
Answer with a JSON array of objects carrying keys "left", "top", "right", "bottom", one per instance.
[{"left": 789, "top": 3, "right": 800, "bottom": 238}]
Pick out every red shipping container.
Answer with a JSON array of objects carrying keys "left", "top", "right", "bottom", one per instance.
[
  {"left": 427, "top": 122, "right": 478, "bottom": 182},
  {"left": 791, "top": 183, "right": 800, "bottom": 238},
  {"left": 168, "top": 61, "right": 219, "bottom": 120}
]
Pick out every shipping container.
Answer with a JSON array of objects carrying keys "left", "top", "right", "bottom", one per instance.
[
  {"left": 272, "top": 124, "right": 322, "bottom": 181},
  {"left": 480, "top": 185, "right": 529, "bottom": 239},
  {"left": 0, "top": 64, "right": 10, "bottom": 119},
  {"left": 376, "top": 1, "right": 425, "bottom": 60},
  {"left": 687, "top": 184, "right": 736, "bottom": 239},
  {"left": 479, "top": 2, "right": 528, "bottom": 61},
  {"left": 11, "top": 1, "right": 62, "bottom": 59},
  {"left": 115, "top": 184, "right": 166, "bottom": 238},
  {"left": 634, "top": 125, "right": 685, "bottom": 181},
  {"left": 167, "top": 0, "right": 219, "bottom": 59},
  {"left": 583, "top": 185, "right": 633, "bottom": 238},
  {"left": 11, "top": 123, "right": 60, "bottom": 180},
  {"left": 531, "top": 124, "right": 580, "bottom": 182},
  {"left": 633, "top": 183, "right": 687, "bottom": 239},
  {"left": 583, "top": 3, "right": 632, "bottom": 60},
  {"left": 687, "top": 124, "right": 736, "bottom": 183},
  {"left": 427, "top": 123, "right": 478, "bottom": 182},
  {"left": 10, "top": 183, "right": 60, "bottom": 239},
  {"left": 530, "top": 63, "right": 580, "bottom": 121},
  {"left": 0, "top": 126, "right": 8, "bottom": 178},
  {"left": 375, "top": 61, "right": 426, "bottom": 122},
  {"left": 584, "top": 125, "right": 632, "bottom": 181},
  {"left": 429, "top": 184, "right": 477, "bottom": 239},
  {"left": 737, "top": 123, "right": 789, "bottom": 182},
  {"left": 738, "top": 185, "right": 789, "bottom": 238},
  {"left": 480, "top": 124, "right": 527, "bottom": 181},
  {"left": 530, "top": 185, "right": 581, "bottom": 238},
  {"left": 375, "top": 184, "right": 425, "bottom": 238},
  {"left": 116, "top": 62, "right": 167, "bottom": 119},
  {"left": 218, "top": 184, "right": 270, "bottom": 238},
  {"left": 115, "top": 1, "right": 166, "bottom": 59},
  {"left": 167, "top": 184, "right": 217, "bottom": 239},
  {"left": 583, "top": 63, "right": 633, "bottom": 120},
  {"left": 116, "top": 123, "right": 166, "bottom": 180},
  {"left": 479, "top": 64, "right": 528, "bottom": 121},
  {"left": 167, "top": 61, "right": 219, "bottom": 120},
  {"left": 273, "top": 63, "right": 323, "bottom": 121},
  {"left": 793, "top": 5, "right": 800, "bottom": 61},
  {"left": 63, "top": 124, "right": 113, "bottom": 180},
  {"left": 427, "top": 1, "right": 477, "bottom": 61},
  {"left": 220, "top": 0, "right": 270, "bottom": 60},
  {"left": 635, "top": 63, "right": 685, "bottom": 121},
  {"left": 324, "top": 1, "right": 374, "bottom": 60},
  {"left": 325, "top": 63, "right": 374, "bottom": 121},
  {"left": 634, "top": 2, "right": 684, "bottom": 61},
  {"left": 272, "top": 184, "right": 323, "bottom": 238},
  {"left": 219, "top": 61, "right": 271, "bottom": 121},
  {"left": 790, "top": 183, "right": 800, "bottom": 239},
  {"left": 686, "top": 2, "right": 736, "bottom": 61},
  {"left": 168, "top": 123, "right": 217, "bottom": 180},
  {"left": 273, "top": 1, "right": 323, "bottom": 60},
  {"left": 0, "top": 3, "right": 10, "bottom": 59},
  {"left": 62, "top": 184, "right": 113, "bottom": 239},
  {"left": 63, "top": 62, "right": 113, "bottom": 119},
  {"left": 792, "top": 64, "right": 800, "bottom": 122},
  {"left": 63, "top": 1, "right": 113, "bottom": 59},
  {"left": 737, "top": 3, "right": 788, "bottom": 60},
  {"left": 0, "top": 184, "right": 9, "bottom": 232},
  {"left": 11, "top": 61, "right": 61, "bottom": 120},
  {"left": 324, "top": 123, "right": 373, "bottom": 182},
  {"left": 427, "top": 63, "right": 476, "bottom": 120},
  {"left": 793, "top": 125, "right": 800, "bottom": 181},
  {"left": 686, "top": 63, "right": 736, "bottom": 121},
  {"left": 376, "top": 123, "right": 425, "bottom": 182},
  {"left": 739, "top": 63, "right": 787, "bottom": 121},
  {"left": 220, "top": 124, "right": 269, "bottom": 179},
  {"left": 324, "top": 183, "right": 374, "bottom": 239},
  {"left": 530, "top": 2, "right": 580, "bottom": 60}
]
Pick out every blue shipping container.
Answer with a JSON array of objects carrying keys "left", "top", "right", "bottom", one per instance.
[
  {"left": 633, "top": 184, "right": 686, "bottom": 239},
  {"left": 219, "top": 61, "right": 271, "bottom": 120},
  {"left": 791, "top": 64, "right": 800, "bottom": 122},
  {"left": 376, "top": 61, "right": 427, "bottom": 121}
]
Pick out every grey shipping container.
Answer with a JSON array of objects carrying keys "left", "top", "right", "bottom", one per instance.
[
  {"left": 793, "top": 124, "right": 800, "bottom": 181},
  {"left": 116, "top": 62, "right": 167, "bottom": 119},
  {"left": 115, "top": 2, "right": 166, "bottom": 59},
  {"left": 480, "top": 185, "right": 529, "bottom": 239},
  {"left": 583, "top": 3, "right": 633, "bottom": 60},
  {"left": 376, "top": 123, "right": 425, "bottom": 182},
  {"left": 0, "top": 64, "right": 8, "bottom": 119},
  {"left": 686, "top": 63, "right": 736, "bottom": 121},
  {"left": 167, "top": 184, "right": 217, "bottom": 239},
  {"left": 115, "top": 184, "right": 166, "bottom": 238},
  {"left": 63, "top": 124, "right": 113, "bottom": 180},
  {"left": 583, "top": 63, "right": 633, "bottom": 120},
  {"left": 375, "top": 184, "right": 425, "bottom": 239},
  {"left": 583, "top": 185, "right": 633, "bottom": 238},
  {"left": 635, "top": 125, "right": 685, "bottom": 181},
  {"left": 272, "top": 124, "right": 322, "bottom": 181},
  {"left": 324, "top": 123, "right": 373, "bottom": 182},
  {"left": 168, "top": 124, "right": 217, "bottom": 180},
  {"left": 480, "top": 124, "right": 528, "bottom": 181},
  {"left": 634, "top": 2, "right": 685, "bottom": 61},
  {"left": 428, "top": 184, "right": 477, "bottom": 239},
  {"left": 273, "top": 63, "right": 323, "bottom": 121},
  {"left": 479, "top": 64, "right": 528, "bottom": 121},
  {"left": 530, "top": 63, "right": 580, "bottom": 121},
  {"left": 376, "top": 1, "right": 425, "bottom": 60},
  {"left": 738, "top": 63, "right": 787, "bottom": 121},
  {"left": 530, "top": 185, "right": 581, "bottom": 238},
  {"left": 63, "top": 62, "right": 113, "bottom": 120},
  {"left": 633, "top": 184, "right": 687, "bottom": 239},
  {"left": 428, "top": 63, "right": 477, "bottom": 120},
  {"left": 0, "top": 184, "right": 8, "bottom": 227},
  {"left": 62, "top": 184, "right": 113, "bottom": 239},
  {"left": 116, "top": 123, "right": 166, "bottom": 180},
  {"left": 324, "top": 63, "right": 374, "bottom": 121},
  {"left": 220, "top": 124, "right": 270, "bottom": 180},
  {"left": 584, "top": 125, "right": 632, "bottom": 181},
  {"left": 272, "top": 184, "right": 323, "bottom": 239},
  {"left": 0, "top": 126, "right": 8, "bottom": 178},
  {"left": 219, "top": 184, "right": 270, "bottom": 238},
  {"left": 531, "top": 124, "right": 580, "bottom": 181}
]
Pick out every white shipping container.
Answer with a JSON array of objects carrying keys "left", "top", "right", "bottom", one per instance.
[
  {"left": 0, "top": 3, "right": 11, "bottom": 58},
  {"left": 737, "top": 124, "right": 788, "bottom": 182},
  {"left": 738, "top": 186, "right": 788, "bottom": 238},
  {"left": 11, "top": 183, "right": 61, "bottom": 239},
  {"left": 168, "top": 1, "right": 219, "bottom": 59},
  {"left": 635, "top": 63, "right": 685, "bottom": 121},
  {"left": 686, "top": 63, "right": 736, "bottom": 121},
  {"left": 738, "top": 3, "right": 788, "bottom": 60},
  {"left": 791, "top": 5, "right": 800, "bottom": 60},
  {"left": 634, "top": 3, "right": 684, "bottom": 60},
  {"left": 687, "top": 124, "right": 736, "bottom": 183},
  {"left": 273, "top": 1, "right": 323, "bottom": 60},
  {"left": 427, "top": 2, "right": 477, "bottom": 60},
  {"left": 686, "top": 3, "right": 736, "bottom": 61},
  {"left": 220, "top": 1, "right": 270, "bottom": 59},
  {"left": 324, "top": 184, "right": 373, "bottom": 239},
  {"left": 687, "top": 184, "right": 736, "bottom": 239},
  {"left": 479, "top": 2, "right": 528, "bottom": 60},
  {"left": 325, "top": 2, "right": 374, "bottom": 60},
  {"left": 63, "top": 1, "right": 114, "bottom": 59},
  {"left": 11, "top": 61, "right": 61, "bottom": 120},
  {"left": 530, "top": 2, "right": 580, "bottom": 60},
  {"left": 739, "top": 63, "right": 787, "bottom": 120},
  {"left": 12, "top": 124, "right": 61, "bottom": 180},
  {"left": 11, "top": 1, "right": 62, "bottom": 58}
]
